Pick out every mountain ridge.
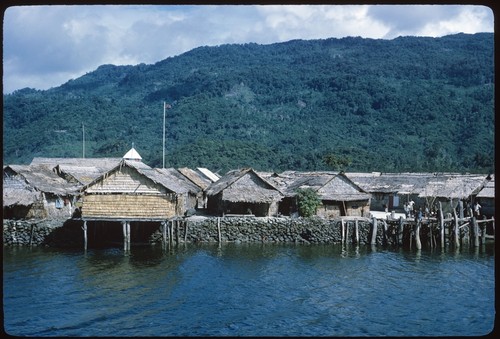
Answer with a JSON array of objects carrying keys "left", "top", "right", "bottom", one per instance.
[{"left": 3, "top": 33, "right": 494, "bottom": 174}]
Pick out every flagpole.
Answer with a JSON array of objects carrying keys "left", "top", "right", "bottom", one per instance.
[
  {"left": 82, "top": 123, "right": 85, "bottom": 158},
  {"left": 163, "top": 102, "right": 166, "bottom": 168}
]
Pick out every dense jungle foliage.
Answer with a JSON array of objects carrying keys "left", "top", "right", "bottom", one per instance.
[{"left": 3, "top": 33, "right": 494, "bottom": 175}]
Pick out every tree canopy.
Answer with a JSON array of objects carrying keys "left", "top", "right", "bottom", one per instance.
[{"left": 3, "top": 33, "right": 494, "bottom": 174}]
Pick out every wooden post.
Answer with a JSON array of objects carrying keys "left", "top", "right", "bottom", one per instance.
[
  {"left": 126, "top": 222, "right": 131, "bottom": 251},
  {"left": 169, "top": 221, "right": 173, "bottom": 247},
  {"left": 354, "top": 219, "right": 359, "bottom": 245},
  {"left": 122, "top": 221, "right": 127, "bottom": 251},
  {"left": 439, "top": 202, "right": 445, "bottom": 249},
  {"left": 398, "top": 217, "right": 404, "bottom": 246},
  {"left": 480, "top": 216, "right": 486, "bottom": 246},
  {"left": 415, "top": 220, "right": 422, "bottom": 250},
  {"left": 29, "top": 223, "right": 35, "bottom": 246},
  {"left": 345, "top": 220, "right": 349, "bottom": 245},
  {"left": 472, "top": 216, "right": 479, "bottom": 247},
  {"left": 161, "top": 221, "right": 167, "bottom": 248},
  {"left": 341, "top": 218, "right": 345, "bottom": 244},
  {"left": 83, "top": 220, "right": 88, "bottom": 251},
  {"left": 184, "top": 220, "right": 189, "bottom": 243},
  {"left": 370, "top": 217, "right": 378, "bottom": 245},
  {"left": 382, "top": 220, "right": 388, "bottom": 246},
  {"left": 452, "top": 208, "right": 460, "bottom": 248},
  {"left": 175, "top": 219, "right": 180, "bottom": 245},
  {"left": 217, "top": 217, "right": 222, "bottom": 243}
]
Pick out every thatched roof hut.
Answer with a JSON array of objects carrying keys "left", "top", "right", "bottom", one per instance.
[
  {"left": 79, "top": 159, "right": 201, "bottom": 220},
  {"left": 269, "top": 171, "right": 371, "bottom": 217},
  {"left": 475, "top": 175, "right": 495, "bottom": 218},
  {"left": 3, "top": 164, "right": 80, "bottom": 219},
  {"left": 418, "top": 174, "right": 488, "bottom": 200},
  {"left": 3, "top": 166, "right": 42, "bottom": 207},
  {"left": 476, "top": 175, "right": 495, "bottom": 199},
  {"left": 345, "top": 172, "right": 489, "bottom": 214},
  {"left": 205, "top": 168, "right": 284, "bottom": 216}
]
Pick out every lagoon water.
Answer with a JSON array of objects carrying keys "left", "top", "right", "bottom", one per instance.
[{"left": 3, "top": 243, "right": 495, "bottom": 336}]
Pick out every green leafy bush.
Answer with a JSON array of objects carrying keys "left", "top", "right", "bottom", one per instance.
[{"left": 296, "top": 188, "right": 322, "bottom": 217}]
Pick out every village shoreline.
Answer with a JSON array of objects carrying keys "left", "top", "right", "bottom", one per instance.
[{"left": 3, "top": 213, "right": 493, "bottom": 250}]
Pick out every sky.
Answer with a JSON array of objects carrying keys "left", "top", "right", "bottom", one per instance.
[{"left": 2, "top": 4, "right": 494, "bottom": 94}]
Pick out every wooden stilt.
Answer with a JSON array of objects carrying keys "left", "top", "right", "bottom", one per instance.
[
  {"left": 480, "top": 217, "right": 486, "bottom": 246},
  {"left": 161, "top": 221, "right": 167, "bottom": 248},
  {"left": 382, "top": 220, "right": 388, "bottom": 246},
  {"left": 341, "top": 219, "right": 345, "bottom": 244},
  {"left": 122, "top": 221, "right": 127, "bottom": 251},
  {"left": 452, "top": 208, "right": 460, "bottom": 248},
  {"left": 83, "top": 220, "right": 88, "bottom": 251},
  {"left": 126, "top": 222, "right": 131, "bottom": 251},
  {"left": 439, "top": 202, "right": 445, "bottom": 249},
  {"left": 415, "top": 220, "right": 422, "bottom": 250},
  {"left": 29, "top": 223, "right": 34, "bottom": 246},
  {"left": 184, "top": 220, "right": 188, "bottom": 243},
  {"left": 398, "top": 217, "right": 404, "bottom": 246},
  {"left": 354, "top": 219, "right": 359, "bottom": 245},
  {"left": 345, "top": 220, "right": 349, "bottom": 245},
  {"left": 169, "top": 221, "right": 173, "bottom": 247},
  {"left": 217, "top": 217, "right": 222, "bottom": 243},
  {"left": 472, "top": 216, "right": 479, "bottom": 247},
  {"left": 175, "top": 219, "right": 180, "bottom": 245},
  {"left": 370, "top": 217, "right": 378, "bottom": 245}
]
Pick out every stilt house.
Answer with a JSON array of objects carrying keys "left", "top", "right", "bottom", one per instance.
[
  {"left": 3, "top": 164, "right": 80, "bottom": 219},
  {"left": 79, "top": 150, "right": 201, "bottom": 221},
  {"left": 270, "top": 171, "right": 371, "bottom": 218},
  {"left": 475, "top": 174, "right": 494, "bottom": 218},
  {"left": 205, "top": 168, "right": 284, "bottom": 217},
  {"left": 345, "top": 172, "right": 432, "bottom": 214}
]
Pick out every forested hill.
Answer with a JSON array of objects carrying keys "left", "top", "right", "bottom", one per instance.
[{"left": 3, "top": 33, "right": 494, "bottom": 174}]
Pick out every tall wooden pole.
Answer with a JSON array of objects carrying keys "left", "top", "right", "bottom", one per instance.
[
  {"left": 163, "top": 102, "right": 166, "bottom": 168},
  {"left": 82, "top": 123, "right": 85, "bottom": 158}
]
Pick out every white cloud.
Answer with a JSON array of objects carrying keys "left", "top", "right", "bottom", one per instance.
[{"left": 2, "top": 4, "right": 494, "bottom": 94}]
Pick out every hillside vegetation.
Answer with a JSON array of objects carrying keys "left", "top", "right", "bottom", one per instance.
[{"left": 3, "top": 33, "right": 494, "bottom": 174}]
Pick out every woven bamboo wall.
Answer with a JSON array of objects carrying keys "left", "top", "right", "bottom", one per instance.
[{"left": 82, "top": 194, "right": 176, "bottom": 219}]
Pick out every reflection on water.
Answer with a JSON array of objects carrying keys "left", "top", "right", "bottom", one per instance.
[{"left": 3, "top": 243, "right": 495, "bottom": 337}]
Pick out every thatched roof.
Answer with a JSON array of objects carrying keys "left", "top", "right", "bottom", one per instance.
[
  {"left": 4, "top": 164, "right": 80, "bottom": 196},
  {"left": 3, "top": 167, "right": 41, "bottom": 206},
  {"left": 31, "top": 157, "right": 122, "bottom": 169},
  {"left": 205, "top": 168, "right": 283, "bottom": 203},
  {"left": 476, "top": 175, "right": 494, "bottom": 199},
  {"left": 81, "top": 160, "right": 201, "bottom": 195},
  {"left": 345, "top": 172, "right": 434, "bottom": 194},
  {"left": 345, "top": 172, "right": 488, "bottom": 199},
  {"left": 269, "top": 171, "right": 370, "bottom": 201},
  {"left": 177, "top": 167, "right": 213, "bottom": 190},
  {"left": 419, "top": 174, "right": 488, "bottom": 199},
  {"left": 55, "top": 164, "right": 118, "bottom": 185},
  {"left": 153, "top": 168, "right": 202, "bottom": 195}
]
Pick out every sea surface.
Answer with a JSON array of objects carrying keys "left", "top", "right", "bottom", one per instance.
[{"left": 3, "top": 242, "right": 495, "bottom": 336}]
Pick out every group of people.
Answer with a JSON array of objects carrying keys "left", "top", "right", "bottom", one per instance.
[{"left": 401, "top": 200, "right": 482, "bottom": 221}]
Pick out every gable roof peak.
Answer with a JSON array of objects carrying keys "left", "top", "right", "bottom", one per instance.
[{"left": 123, "top": 147, "right": 142, "bottom": 161}]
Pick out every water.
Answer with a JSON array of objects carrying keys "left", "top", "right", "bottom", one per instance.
[{"left": 3, "top": 243, "right": 495, "bottom": 336}]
